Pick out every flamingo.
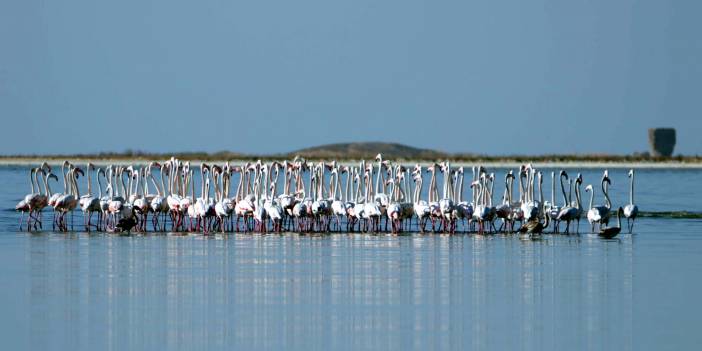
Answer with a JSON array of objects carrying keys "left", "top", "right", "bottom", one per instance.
[
  {"left": 97, "top": 168, "right": 112, "bottom": 230},
  {"left": 79, "top": 163, "right": 101, "bottom": 230},
  {"left": 47, "top": 161, "right": 73, "bottom": 229},
  {"left": 495, "top": 172, "right": 514, "bottom": 232},
  {"left": 164, "top": 160, "right": 184, "bottom": 230},
  {"left": 556, "top": 171, "right": 579, "bottom": 234},
  {"left": 472, "top": 177, "right": 491, "bottom": 234},
  {"left": 412, "top": 168, "right": 431, "bottom": 233},
  {"left": 31, "top": 169, "right": 58, "bottom": 230},
  {"left": 385, "top": 178, "right": 402, "bottom": 233},
  {"left": 15, "top": 167, "right": 36, "bottom": 230},
  {"left": 586, "top": 172, "right": 612, "bottom": 232},
  {"left": 329, "top": 166, "right": 346, "bottom": 231},
  {"left": 427, "top": 164, "right": 442, "bottom": 231},
  {"left": 544, "top": 171, "right": 560, "bottom": 230},
  {"left": 251, "top": 164, "right": 268, "bottom": 232},
  {"left": 277, "top": 161, "right": 297, "bottom": 230},
  {"left": 132, "top": 169, "right": 151, "bottom": 231},
  {"left": 235, "top": 163, "right": 256, "bottom": 232},
  {"left": 178, "top": 162, "right": 195, "bottom": 230},
  {"left": 486, "top": 173, "right": 498, "bottom": 232},
  {"left": 106, "top": 166, "right": 126, "bottom": 230},
  {"left": 373, "top": 154, "right": 390, "bottom": 230},
  {"left": 117, "top": 167, "right": 135, "bottom": 225},
  {"left": 390, "top": 168, "right": 413, "bottom": 232},
  {"left": 147, "top": 163, "right": 167, "bottom": 230},
  {"left": 352, "top": 168, "right": 366, "bottom": 232},
  {"left": 214, "top": 165, "right": 235, "bottom": 232},
  {"left": 340, "top": 167, "right": 357, "bottom": 231},
  {"left": 192, "top": 164, "right": 211, "bottom": 232},
  {"left": 399, "top": 168, "right": 415, "bottom": 231},
  {"left": 261, "top": 163, "right": 283, "bottom": 232},
  {"left": 623, "top": 169, "right": 639, "bottom": 233},
  {"left": 310, "top": 163, "right": 331, "bottom": 231},
  {"left": 521, "top": 166, "right": 539, "bottom": 222},
  {"left": 439, "top": 162, "right": 456, "bottom": 233},
  {"left": 55, "top": 166, "right": 83, "bottom": 231},
  {"left": 599, "top": 207, "right": 624, "bottom": 239},
  {"left": 26, "top": 168, "right": 53, "bottom": 230},
  {"left": 363, "top": 165, "right": 382, "bottom": 232},
  {"left": 573, "top": 174, "right": 584, "bottom": 232}
]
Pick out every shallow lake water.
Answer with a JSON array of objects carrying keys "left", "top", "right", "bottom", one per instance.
[{"left": 1, "top": 166, "right": 701, "bottom": 350}]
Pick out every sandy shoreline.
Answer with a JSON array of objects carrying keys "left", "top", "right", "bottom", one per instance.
[{"left": 1, "top": 157, "right": 701, "bottom": 169}]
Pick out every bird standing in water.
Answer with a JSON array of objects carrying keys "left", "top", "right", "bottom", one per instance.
[
  {"left": 115, "top": 216, "right": 137, "bottom": 233},
  {"left": 599, "top": 207, "right": 624, "bottom": 239},
  {"left": 624, "top": 169, "right": 639, "bottom": 233},
  {"left": 518, "top": 214, "right": 549, "bottom": 239}
]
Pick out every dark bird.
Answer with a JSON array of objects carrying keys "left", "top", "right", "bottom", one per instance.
[
  {"left": 518, "top": 215, "right": 549, "bottom": 238},
  {"left": 115, "top": 216, "right": 137, "bottom": 233},
  {"left": 599, "top": 207, "right": 624, "bottom": 239}
]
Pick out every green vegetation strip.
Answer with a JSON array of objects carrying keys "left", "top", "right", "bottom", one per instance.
[{"left": 638, "top": 211, "right": 702, "bottom": 219}]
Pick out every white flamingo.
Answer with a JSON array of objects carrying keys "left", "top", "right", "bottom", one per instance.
[
  {"left": 439, "top": 162, "right": 456, "bottom": 233},
  {"left": 495, "top": 172, "right": 514, "bottom": 232},
  {"left": 472, "top": 176, "right": 491, "bottom": 234},
  {"left": 330, "top": 166, "right": 347, "bottom": 231},
  {"left": 385, "top": 178, "right": 402, "bottom": 233},
  {"left": 556, "top": 171, "right": 580, "bottom": 234},
  {"left": 15, "top": 167, "right": 36, "bottom": 230},
  {"left": 33, "top": 168, "right": 58, "bottom": 230},
  {"left": 363, "top": 165, "right": 382, "bottom": 232},
  {"left": 587, "top": 173, "right": 612, "bottom": 232},
  {"left": 623, "top": 169, "right": 639, "bottom": 233},
  {"left": 263, "top": 163, "right": 283, "bottom": 232},
  {"left": 55, "top": 166, "right": 82, "bottom": 231},
  {"left": 79, "top": 163, "right": 101, "bottom": 230},
  {"left": 544, "top": 171, "right": 560, "bottom": 229},
  {"left": 412, "top": 167, "right": 431, "bottom": 232}
]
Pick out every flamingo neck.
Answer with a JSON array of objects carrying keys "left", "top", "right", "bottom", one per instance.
[
  {"left": 46, "top": 173, "right": 54, "bottom": 197},
  {"left": 61, "top": 164, "right": 67, "bottom": 193},
  {"left": 560, "top": 175, "right": 568, "bottom": 207},
  {"left": 575, "top": 182, "right": 582, "bottom": 210},
  {"left": 602, "top": 179, "right": 611, "bottom": 209},
  {"left": 190, "top": 171, "right": 195, "bottom": 202},
  {"left": 36, "top": 170, "right": 45, "bottom": 196},
  {"left": 30, "top": 169, "right": 38, "bottom": 194},
  {"left": 86, "top": 166, "right": 92, "bottom": 196},
  {"left": 73, "top": 171, "right": 80, "bottom": 198}
]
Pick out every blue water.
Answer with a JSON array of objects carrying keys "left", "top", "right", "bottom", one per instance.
[{"left": 1, "top": 166, "right": 701, "bottom": 350}]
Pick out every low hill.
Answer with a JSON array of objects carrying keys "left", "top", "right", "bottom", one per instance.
[{"left": 290, "top": 142, "right": 449, "bottom": 160}]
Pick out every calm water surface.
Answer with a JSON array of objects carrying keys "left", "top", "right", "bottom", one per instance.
[{"left": 1, "top": 166, "right": 701, "bottom": 350}]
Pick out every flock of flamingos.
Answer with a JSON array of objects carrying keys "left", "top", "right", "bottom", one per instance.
[{"left": 15, "top": 155, "right": 639, "bottom": 238}]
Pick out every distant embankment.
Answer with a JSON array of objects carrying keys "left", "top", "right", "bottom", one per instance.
[
  {"left": 291, "top": 142, "right": 449, "bottom": 160},
  {"left": 0, "top": 142, "right": 700, "bottom": 163}
]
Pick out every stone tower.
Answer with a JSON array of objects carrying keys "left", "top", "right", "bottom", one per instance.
[{"left": 648, "top": 128, "right": 676, "bottom": 157}]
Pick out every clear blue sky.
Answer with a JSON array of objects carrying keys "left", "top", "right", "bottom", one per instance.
[{"left": 1, "top": 0, "right": 701, "bottom": 155}]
